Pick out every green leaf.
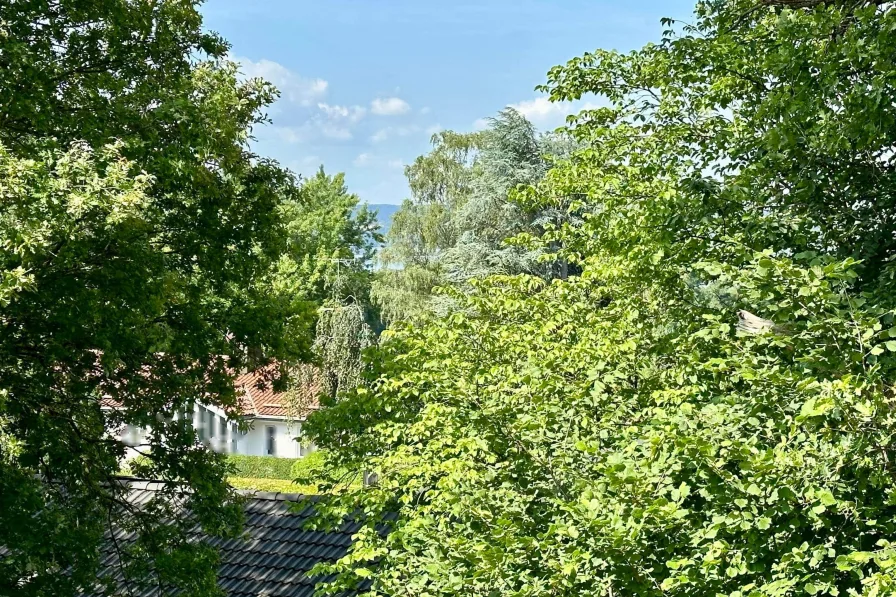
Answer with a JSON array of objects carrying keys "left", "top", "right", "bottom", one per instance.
[{"left": 817, "top": 490, "right": 836, "bottom": 507}]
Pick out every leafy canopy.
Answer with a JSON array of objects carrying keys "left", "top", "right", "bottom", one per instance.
[
  {"left": 372, "top": 109, "right": 574, "bottom": 325},
  {"left": 306, "top": 2, "right": 896, "bottom": 597},
  {"left": 0, "top": 1, "right": 315, "bottom": 594}
]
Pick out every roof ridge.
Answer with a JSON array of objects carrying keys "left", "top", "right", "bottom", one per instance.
[
  {"left": 110, "top": 476, "right": 321, "bottom": 502},
  {"left": 241, "top": 490, "right": 322, "bottom": 502}
]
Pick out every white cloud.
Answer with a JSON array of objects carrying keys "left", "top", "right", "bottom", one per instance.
[
  {"left": 318, "top": 125, "right": 353, "bottom": 140},
  {"left": 269, "top": 125, "right": 308, "bottom": 144},
  {"left": 505, "top": 96, "right": 604, "bottom": 129},
  {"left": 424, "top": 124, "right": 442, "bottom": 136},
  {"left": 371, "top": 97, "right": 411, "bottom": 116},
  {"left": 472, "top": 118, "right": 490, "bottom": 131},
  {"left": 318, "top": 103, "right": 366, "bottom": 124},
  {"left": 370, "top": 125, "right": 421, "bottom": 143},
  {"left": 352, "top": 154, "right": 405, "bottom": 170},
  {"left": 233, "top": 56, "right": 328, "bottom": 107},
  {"left": 265, "top": 101, "right": 369, "bottom": 144},
  {"left": 268, "top": 121, "right": 351, "bottom": 144},
  {"left": 507, "top": 97, "right": 567, "bottom": 125}
]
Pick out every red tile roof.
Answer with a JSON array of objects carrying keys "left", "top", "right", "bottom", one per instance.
[
  {"left": 101, "top": 364, "right": 321, "bottom": 421},
  {"left": 234, "top": 364, "right": 320, "bottom": 420}
]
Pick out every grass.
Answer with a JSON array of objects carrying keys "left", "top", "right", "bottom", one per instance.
[{"left": 227, "top": 476, "right": 318, "bottom": 494}]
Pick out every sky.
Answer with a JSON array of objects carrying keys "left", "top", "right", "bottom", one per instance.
[{"left": 201, "top": 0, "right": 696, "bottom": 206}]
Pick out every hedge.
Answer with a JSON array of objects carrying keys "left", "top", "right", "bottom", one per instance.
[
  {"left": 228, "top": 477, "right": 317, "bottom": 494},
  {"left": 227, "top": 454, "right": 299, "bottom": 480},
  {"left": 289, "top": 450, "right": 328, "bottom": 482}
]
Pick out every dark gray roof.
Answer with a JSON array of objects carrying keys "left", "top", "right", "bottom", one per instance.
[{"left": 93, "top": 479, "right": 362, "bottom": 597}]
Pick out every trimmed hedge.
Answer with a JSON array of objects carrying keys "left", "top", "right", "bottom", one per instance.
[
  {"left": 228, "top": 477, "right": 317, "bottom": 494},
  {"left": 289, "top": 450, "right": 328, "bottom": 483},
  {"left": 227, "top": 454, "right": 299, "bottom": 480}
]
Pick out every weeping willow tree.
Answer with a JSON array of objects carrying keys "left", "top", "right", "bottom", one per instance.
[
  {"left": 284, "top": 299, "right": 376, "bottom": 418},
  {"left": 312, "top": 301, "right": 375, "bottom": 399}
]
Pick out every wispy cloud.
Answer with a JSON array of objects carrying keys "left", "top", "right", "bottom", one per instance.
[
  {"left": 371, "top": 97, "right": 411, "bottom": 116},
  {"left": 472, "top": 118, "right": 490, "bottom": 131},
  {"left": 352, "top": 153, "right": 406, "bottom": 170},
  {"left": 370, "top": 125, "right": 426, "bottom": 143},
  {"left": 265, "top": 101, "right": 368, "bottom": 144},
  {"left": 318, "top": 103, "right": 366, "bottom": 124},
  {"left": 268, "top": 121, "right": 352, "bottom": 144},
  {"left": 232, "top": 55, "right": 328, "bottom": 107}
]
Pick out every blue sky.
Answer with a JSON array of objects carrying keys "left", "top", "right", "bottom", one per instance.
[{"left": 202, "top": 0, "right": 695, "bottom": 206}]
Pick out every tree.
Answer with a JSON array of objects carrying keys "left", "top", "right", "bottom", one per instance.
[
  {"left": 370, "top": 130, "right": 482, "bottom": 324},
  {"left": 306, "top": 2, "right": 896, "bottom": 596},
  {"left": 372, "top": 110, "right": 572, "bottom": 324},
  {"left": 276, "top": 167, "right": 381, "bottom": 405},
  {"left": 277, "top": 167, "right": 382, "bottom": 306},
  {"left": 0, "top": 1, "right": 313, "bottom": 594}
]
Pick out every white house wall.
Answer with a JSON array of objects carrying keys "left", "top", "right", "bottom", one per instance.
[
  {"left": 115, "top": 404, "right": 315, "bottom": 460},
  {"left": 235, "top": 419, "right": 310, "bottom": 458}
]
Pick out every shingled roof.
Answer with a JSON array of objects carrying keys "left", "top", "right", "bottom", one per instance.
[
  {"left": 92, "top": 479, "right": 363, "bottom": 597},
  {"left": 234, "top": 365, "right": 320, "bottom": 420},
  {"left": 102, "top": 364, "right": 322, "bottom": 421}
]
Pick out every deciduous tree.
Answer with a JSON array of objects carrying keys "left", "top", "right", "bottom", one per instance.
[
  {"left": 307, "top": 2, "right": 896, "bottom": 596},
  {"left": 0, "top": 1, "right": 314, "bottom": 594}
]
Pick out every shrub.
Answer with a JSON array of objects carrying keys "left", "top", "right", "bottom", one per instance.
[
  {"left": 289, "top": 450, "right": 328, "bottom": 483},
  {"left": 227, "top": 454, "right": 298, "bottom": 480},
  {"left": 227, "top": 477, "right": 317, "bottom": 494}
]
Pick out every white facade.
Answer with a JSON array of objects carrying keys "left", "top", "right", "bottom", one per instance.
[
  {"left": 118, "top": 402, "right": 315, "bottom": 460},
  {"left": 232, "top": 417, "right": 313, "bottom": 458}
]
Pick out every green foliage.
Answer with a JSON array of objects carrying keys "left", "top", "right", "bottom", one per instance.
[
  {"left": 0, "top": 1, "right": 316, "bottom": 594},
  {"left": 276, "top": 167, "right": 382, "bottom": 306},
  {"left": 313, "top": 303, "right": 376, "bottom": 399},
  {"left": 227, "top": 455, "right": 300, "bottom": 480},
  {"left": 276, "top": 167, "right": 381, "bottom": 406},
  {"left": 227, "top": 477, "right": 317, "bottom": 494},
  {"left": 371, "top": 110, "right": 573, "bottom": 325},
  {"left": 290, "top": 450, "right": 328, "bottom": 483},
  {"left": 306, "top": 2, "right": 896, "bottom": 597}
]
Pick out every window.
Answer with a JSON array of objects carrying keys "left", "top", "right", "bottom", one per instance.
[
  {"left": 265, "top": 426, "right": 276, "bottom": 456},
  {"left": 219, "top": 417, "right": 227, "bottom": 439}
]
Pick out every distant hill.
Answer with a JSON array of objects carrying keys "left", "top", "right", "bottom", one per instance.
[{"left": 366, "top": 203, "right": 401, "bottom": 239}]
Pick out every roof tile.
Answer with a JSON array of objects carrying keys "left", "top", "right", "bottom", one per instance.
[{"left": 83, "top": 481, "right": 364, "bottom": 597}]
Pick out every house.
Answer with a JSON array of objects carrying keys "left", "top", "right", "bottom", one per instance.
[
  {"left": 86, "top": 478, "right": 370, "bottom": 597},
  {"left": 114, "top": 366, "right": 321, "bottom": 459}
]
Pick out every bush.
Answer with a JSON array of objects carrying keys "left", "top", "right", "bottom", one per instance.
[
  {"left": 227, "top": 454, "right": 299, "bottom": 480},
  {"left": 227, "top": 477, "right": 317, "bottom": 494},
  {"left": 289, "top": 450, "right": 328, "bottom": 483}
]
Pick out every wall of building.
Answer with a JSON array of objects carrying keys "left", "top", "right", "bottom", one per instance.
[
  {"left": 234, "top": 419, "right": 313, "bottom": 458},
  {"left": 117, "top": 403, "right": 315, "bottom": 460}
]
